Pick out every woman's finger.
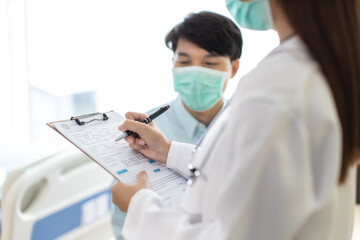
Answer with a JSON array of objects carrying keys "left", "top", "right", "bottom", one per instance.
[
  {"left": 137, "top": 171, "right": 150, "bottom": 188},
  {"left": 119, "top": 119, "right": 150, "bottom": 135},
  {"left": 135, "top": 138, "right": 146, "bottom": 146},
  {"left": 125, "top": 112, "right": 148, "bottom": 121}
]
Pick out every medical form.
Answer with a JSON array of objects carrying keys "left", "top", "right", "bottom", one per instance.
[{"left": 48, "top": 111, "right": 187, "bottom": 209}]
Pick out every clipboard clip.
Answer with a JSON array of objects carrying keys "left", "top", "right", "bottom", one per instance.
[{"left": 70, "top": 113, "right": 109, "bottom": 126}]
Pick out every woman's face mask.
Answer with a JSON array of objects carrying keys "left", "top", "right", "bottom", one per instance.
[
  {"left": 225, "top": 0, "right": 274, "bottom": 31},
  {"left": 173, "top": 66, "right": 227, "bottom": 112}
]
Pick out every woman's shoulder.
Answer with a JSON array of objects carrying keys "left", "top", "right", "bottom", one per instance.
[
  {"left": 237, "top": 36, "right": 325, "bottom": 106},
  {"left": 234, "top": 36, "right": 339, "bottom": 128}
]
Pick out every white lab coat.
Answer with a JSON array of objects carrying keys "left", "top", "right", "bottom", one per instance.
[{"left": 121, "top": 36, "right": 357, "bottom": 240}]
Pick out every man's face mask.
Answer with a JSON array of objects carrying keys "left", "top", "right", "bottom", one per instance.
[
  {"left": 225, "top": 0, "right": 274, "bottom": 31},
  {"left": 172, "top": 66, "right": 227, "bottom": 112}
]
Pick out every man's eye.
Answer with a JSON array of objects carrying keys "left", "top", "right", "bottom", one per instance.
[
  {"left": 205, "top": 62, "right": 219, "bottom": 66},
  {"left": 178, "top": 61, "right": 190, "bottom": 64}
]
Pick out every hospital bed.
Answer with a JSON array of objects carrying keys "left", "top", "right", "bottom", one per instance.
[{"left": 1, "top": 148, "right": 115, "bottom": 240}]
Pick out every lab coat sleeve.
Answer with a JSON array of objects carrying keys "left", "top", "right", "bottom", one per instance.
[
  {"left": 166, "top": 141, "right": 195, "bottom": 179},
  {"left": 122, "top": 189, "right": 223, "bottom": 240}
]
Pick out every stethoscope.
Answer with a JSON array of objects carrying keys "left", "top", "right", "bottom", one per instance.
[
  {"left": 187, "top": 146, "right": 205, "bottom": 186},
  {"left": 187, "top": 102, "right": 229, "bottom": 186}
]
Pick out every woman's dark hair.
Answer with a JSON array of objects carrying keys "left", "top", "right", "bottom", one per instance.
[
  {"left": 277, "top": 0, "right": 360, "bottom": 184},
  {"left": 165, "top": 11, "right": 243, "bottom": 61}
]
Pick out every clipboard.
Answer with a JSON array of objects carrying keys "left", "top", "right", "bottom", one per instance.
[
  {"left": 47, "top": 111, "right": 118, "bottom": 180},
  {"left": 47, "top": 111, "right": 187, "bottom": 209}
]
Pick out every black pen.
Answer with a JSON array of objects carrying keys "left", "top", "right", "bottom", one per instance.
[{"left": 114, "top": 105, "right": 170, "bottom": 142}]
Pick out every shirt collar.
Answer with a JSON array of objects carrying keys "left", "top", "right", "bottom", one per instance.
[{"left": 173, "top": 97, "right": 227, "bottom": 139}]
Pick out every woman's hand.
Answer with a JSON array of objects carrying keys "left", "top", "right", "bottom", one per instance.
[
  {"left": 118, "top": 112, "right": 171, "bottom": 164},
  {"left": 111, "top": 171, "right": 150, "bottom": 213}
]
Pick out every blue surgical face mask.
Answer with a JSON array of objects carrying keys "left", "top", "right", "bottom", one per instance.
[
  {"left": 225, "top": 0, "right": 273, "bottom": 31},
  {"left": 172, "top": 66, "right": 227, "bottom": 112}
]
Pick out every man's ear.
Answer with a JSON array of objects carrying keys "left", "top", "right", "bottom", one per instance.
[{"left": 230, "top": 59, "right": 240, "bottom": 78}]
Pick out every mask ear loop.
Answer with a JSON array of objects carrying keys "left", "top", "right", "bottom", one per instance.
[{"left": 265, "top": 0, "right": 275, "bottom": 29}]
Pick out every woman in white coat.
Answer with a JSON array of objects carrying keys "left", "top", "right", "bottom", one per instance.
[{"left": 111, "top": 0, "right": 360, "bottom": 239}]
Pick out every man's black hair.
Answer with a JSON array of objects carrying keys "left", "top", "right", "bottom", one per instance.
[{"left": 165, "top": 11, "right": 243, "bottom": 61}]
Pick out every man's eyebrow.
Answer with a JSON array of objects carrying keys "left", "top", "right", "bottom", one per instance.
[
  {"left": 176, "top": 52, "right": 221, "bottom": 58},
  {"left": 204, "top": 53, "right": 221, "bottom": 58},
  {"left": 176, "top": 52, "right": 190, "bottom": 57}
]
